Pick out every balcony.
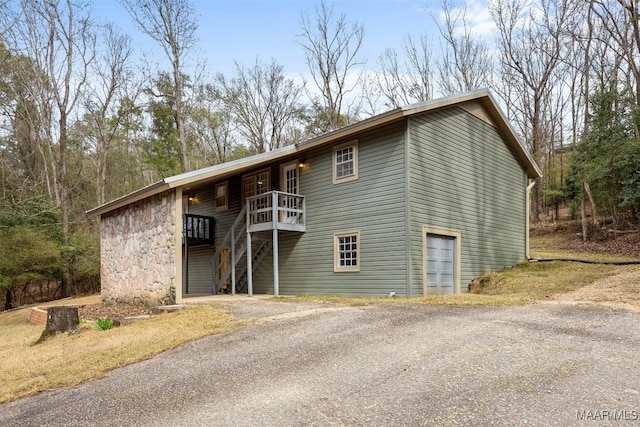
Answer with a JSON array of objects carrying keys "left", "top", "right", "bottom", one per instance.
[{"left": 246, "top": 191, "right": 306, "bottom": 233}]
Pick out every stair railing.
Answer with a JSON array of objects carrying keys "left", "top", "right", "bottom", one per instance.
[{"left": 212, "top": 204, "right": 247, "bottom": 295}]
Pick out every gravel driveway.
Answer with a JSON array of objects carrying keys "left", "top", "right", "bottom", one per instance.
[{"left": 2, "top": 300, "right": 640, "bottom": 426}]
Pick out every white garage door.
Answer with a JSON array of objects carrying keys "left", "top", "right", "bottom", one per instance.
[{"left": 426, "top": 234, "right": 455, "bottom": 295}]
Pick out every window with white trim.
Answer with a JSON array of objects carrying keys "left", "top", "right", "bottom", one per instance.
[
  {"left": 334, "top": 231, "right": 360, "bottom": 272},
  {"left": 333, "top": 140, "right": 358, "bottom": 184},
  {"left": 214, "top": 182, "right": 228, "bottom": 211},
  {"left": 242, "top": 168, "right": 270, "bottom": 205}
]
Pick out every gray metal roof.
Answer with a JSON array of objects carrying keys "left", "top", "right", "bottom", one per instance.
[{"left": 87, "top": 89, "right": 541, "bottom": 217}]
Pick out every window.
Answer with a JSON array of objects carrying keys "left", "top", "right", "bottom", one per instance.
[
  {"left": 333, "top": 140, "right": 358, "bottom": 184},
  {"left": 242, "top": 168, "right": 270, "bottom": 204},
  {"left": 214, "top": 182, "right": 228, "bottom": 211},
  {"left": 334, "top": 231, "right": 360, "bottom": 272}
]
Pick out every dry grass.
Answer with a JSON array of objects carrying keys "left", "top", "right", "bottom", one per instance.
[
  {"left": 292, "top": 293, "right": 526, "bottom": 307},
  {"left": 468, "top": 261, "right": 627, "bottom": 302},
  {"left": 295, "top": 261, "right": 633, "bottom": 307},
  {"left": 3, "top": 234, "right": 638, "bottom": 404},
  {"left": 553, "top": 266, "right": 640, "bottom": 309},
  {"left": 0, "top": 304, "right": 236, "bottom": 404},
  {"left": 530, "top": 235, "right": 639, "bottom": 261},
  {"left": 39, "top": 294, "right": 103, "bottom": 306}
]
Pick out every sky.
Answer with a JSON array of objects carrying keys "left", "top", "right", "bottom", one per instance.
[{"left": 92, "top": 0, "right": 496, "bottom": 78}]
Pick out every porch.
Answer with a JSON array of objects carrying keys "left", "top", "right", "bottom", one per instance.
[{"left": 210, "top": 190, "right": 306, "bottom": 298}]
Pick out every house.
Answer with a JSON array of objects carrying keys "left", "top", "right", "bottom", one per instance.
[{"left": 87, "top": 89, "right": 542, "bottom": 306}]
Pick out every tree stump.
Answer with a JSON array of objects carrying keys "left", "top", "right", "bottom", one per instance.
[{"left": 45, "top": 306, "right": 79, "bottom": 332}]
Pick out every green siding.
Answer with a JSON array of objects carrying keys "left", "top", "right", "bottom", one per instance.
[
  {"left": 183, "top": 247, "right": 213, "bottom": 294},
  {"left": 253, "top": 123, "right": 408, "bottom": 296},
  {"left": 183, "top": 190, "right": 215, "bottom": 294},
  {"left": 179, "top": 106, "right": 529, "bottom": 297},
  {"left": 182, "top": 174, "right": 243, "bottom": 294},
  {"left": 408, "top": 107, "right": 528, "bottom": 295}
]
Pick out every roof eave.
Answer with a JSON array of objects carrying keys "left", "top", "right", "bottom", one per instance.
[
  {"left": 480, "top": 92, "right": 543, "bottom": 179},
  {"left": 296, "top": 109, "right": 405, "bottom": 151},
  {"left": 86, "top": 89, "right": 542, "bottom": 217},
  {"left": 85, "top": 181, "right": 170, "bottom": 218}
]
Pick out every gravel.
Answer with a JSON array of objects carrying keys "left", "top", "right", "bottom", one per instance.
[{"left": 2, "top": 301, "right": 640, "bottom": 426}]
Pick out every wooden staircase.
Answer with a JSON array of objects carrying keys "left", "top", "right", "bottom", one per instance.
[{"left": 211, "top": 191, "right": 306, "bottom": 296}]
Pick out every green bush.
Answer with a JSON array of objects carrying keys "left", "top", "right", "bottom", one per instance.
[{"left": 95, "top": 317, "right": 114, "bottom": 331}]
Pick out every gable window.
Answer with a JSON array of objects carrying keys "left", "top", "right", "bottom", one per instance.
[
  {"left": 214, "top": 182, "right": 228, "bottom": 211},
  {"left": 333, "top": 140, "right": 358, "bottom": 184},
  {"left": 334, "top": 231, "right": 360, "bottom": 272}
]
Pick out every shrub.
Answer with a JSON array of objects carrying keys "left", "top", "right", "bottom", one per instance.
[{"left": 95, "top": 317, "right": 114, "bottom": 331}]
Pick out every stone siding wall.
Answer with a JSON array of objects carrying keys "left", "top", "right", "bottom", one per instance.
[{"left": 100, "top": 190, "right": 177, "bottom": 306}]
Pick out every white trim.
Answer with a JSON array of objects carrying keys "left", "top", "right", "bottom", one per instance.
[
  {"left": 334, "top": 231, "right": 360, "bottom": 272},
  {"left": 332, "top": 140, "right": 359, "bottom": 184},
  {"left": 422, "top": 225, "right": 461, "bottom": 295},
  {"left": 241, "top": 168, "right": 271, "bottom": 206},
  {"left": 174, "top": 187, "right": 183, "bottom": 304},
  {"left": 214, "top": 181, "right": 228, "bottom": 212},
  {"left": 280, "top": 160, "right": 299, "bottom": 194}
]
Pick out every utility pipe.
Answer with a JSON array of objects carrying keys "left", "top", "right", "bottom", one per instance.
[{"left": 526, "top": 179, "right": 536, "bottom": 259}]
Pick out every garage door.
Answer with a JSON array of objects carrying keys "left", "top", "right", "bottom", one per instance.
[{"left": 426, "top": 234, "right": 455, "bottom": 295}]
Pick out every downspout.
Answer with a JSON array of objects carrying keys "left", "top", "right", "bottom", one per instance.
[
  {"left": 404, "top": 117, "right": 412, "bottom": 297},
  {"left": 526, "top": 179, "right": 536, "bottom": 260}
]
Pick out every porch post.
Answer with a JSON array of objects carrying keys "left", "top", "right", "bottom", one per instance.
[
  {"left": 231, "top": 227, "right": 236, "bottom": 296},
  {"left": 272, "top": 191, "right": 278, "bottom": 227},
  {"left": 272, "top": 228, "right": 279, "bottom": 297},
  {"left": 174, "top": 187, "right": 183, "bottom": 304},
  {"left": 246, "top": 206, "right": 253, "bottom": 297}
]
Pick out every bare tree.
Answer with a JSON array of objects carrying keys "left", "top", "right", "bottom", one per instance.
[
  {"left": 0, "top": 44, "right": 50, "bottom": 198},
  {"left": 4, "top": 0, "right": 95, "bottom": 296},
  {"left": 187, "top": 83, "right": 236, "bottom": 166},
  {"left": 120, "top": 0, "right": 197, "bottom": 172},
  {"left": 298, "top": 0, "right": 365, "bottom": 133},
  {"left": 491, "top": 0, "right": 577, "bottom": 221},
  {"left": 434, "top": 0, "right": 494, "bottom": 95},
  {"left": 85, "top": 23, "right": 134, "bottom": 204},
  {"left": 591, "top": 0, "right": 640, "bottom": 112},
  {"left": 367, "top": 34, "right": 434, "bottom": 111},
  {"left": 216, "top": 59, "right": 305, "bottom": 153}
]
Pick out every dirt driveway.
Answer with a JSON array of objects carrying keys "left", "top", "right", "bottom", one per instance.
[{"left": 2, "top": 300, "right": 640, "bottom": 426}]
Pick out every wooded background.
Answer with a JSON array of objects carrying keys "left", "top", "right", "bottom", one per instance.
[{"left": 1, "top": 0, "right": 639, "bottom": 309}]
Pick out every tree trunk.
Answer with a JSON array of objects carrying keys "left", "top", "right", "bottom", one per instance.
[
  {"left": 4, "top": 289, "right": 12, "bottom": 311},
  {"left": 173, "top": 59, "right": 191, "bottom": 173},
  {"left": 97, "top": 130, "right": 109, "bottom": 205},
  {"left": 581, "top": 185, "right": 588, "bottom": 241},
  {"left": 59, "top": 114, "right": 72, "bottom": 298},
  {"left": 45, "top": 306, "right": 79, "bottom": 332},
  {"left": 584, "top": 182, "right": 597, "bottom": 226}
]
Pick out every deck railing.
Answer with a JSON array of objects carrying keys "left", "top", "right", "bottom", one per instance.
[
  {"left": 246, "top": 191, "right": 306, "bottom": 232},
  {"left": 183, "top": 214, "right": 214, "bottom": 246},
  {"left": 211, "top": 204, "right": 247, "bottom": 295}
]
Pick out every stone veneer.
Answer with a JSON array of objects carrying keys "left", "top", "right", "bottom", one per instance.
[{"left": 100, "top": 190, "right": 177, "bottom": 306}]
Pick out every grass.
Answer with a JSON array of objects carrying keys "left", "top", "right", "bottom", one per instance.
[
  {"left": 2, "top": 234, "right": 637, "bottom": 404},
  {"left": 0, "top": 304, "right": 237, "bottom": 404},
  {"left": 294, "top": 234, "right": 638, "bottom": 307},
  {"left": 530, "top": 234, "right": 640, "bottom": 261},
  {"left": 295, "top": 262, "right": 636, "bottom": 307}
]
